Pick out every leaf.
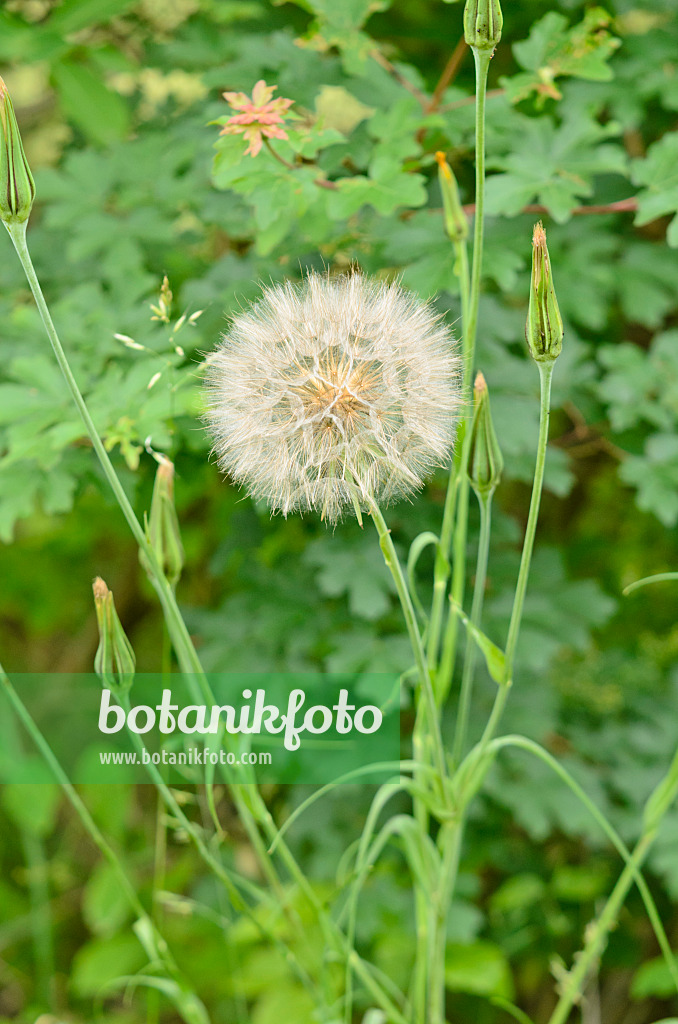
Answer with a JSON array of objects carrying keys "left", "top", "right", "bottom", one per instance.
[
  {"left": 632, "top": 957, "right": 678, "bottom": 1000},
  {"left": 304, "top": 535, "right": 396, "bottom": 620},
  {"left": 48, "top": 0, "right": 136, "bottom": 33},
  {"left": 2, "top": 783, "right": 60, "bottom": 837},
  {"left": 448, "top": 600, "right": 507, "bottom": 684},
  {"left": 70, "top": 933, "right": 146, "bottom": 997},
  {"left": 315, "top": 85, "right": 375, "bottom": 134},
  {"left": 445, "top": 941, "right": 514, "bottom": 999},
  {"left": 51, "top": 58, "right": 131, "bottom": 145},
  {"left": 505, "top": 9, "right": 620, "bottom": 105},
  {"left": 632, "top": 131, "right": 678, "bottom": 246},
  {"left": 83, "top": 861, "right": 132, "bottom": 936},
  {"left": 485, "top": 111, "right": 626, "bottom": 223},
  {"left": 620, "top": 435, "right": 678, "bottom": 527}
]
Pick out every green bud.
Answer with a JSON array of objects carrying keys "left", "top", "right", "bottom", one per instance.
[
  {"left": 93, "top": 577, "right": 136, "bottom": 694},
  {"left": 435, "top": 151, "right": 468, "bottom": 243},
  {"left": 0, "top": 77, "right": 35, "bottom": 226},
  {"left": 463, "top": 0, "right": 503, "bottom": 51},
  {"left": 141, "top": 456, "right": 185, "bottom": 587},
  {"left": 526, "top": 222, "right": 564, "bottom": 364},
  {"left": 468, "top": 372, "right": 503, "bottom": 499}
]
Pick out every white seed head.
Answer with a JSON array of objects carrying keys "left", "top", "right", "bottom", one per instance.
[{"left": 203, "top": 271, "right": 461, "bottom": 522}]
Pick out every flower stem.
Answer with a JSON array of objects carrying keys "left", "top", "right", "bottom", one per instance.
[
  {"left": 369, "top": 499, "right": 449, "bottom": 791},
  {"left": 452, "top": 492, "right": 492, "bottom": 765},
  {"left": 478, "top": 360, "right": 554, "bottom": 754},
  {"left": 436, "top": 47, "right": 492, "bottom": 701},
  {"left": 427, "top": 239, "right": 470, "bottom": 675}
]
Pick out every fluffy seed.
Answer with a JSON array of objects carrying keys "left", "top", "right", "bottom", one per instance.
[{"left": 203, "top": 271, "right": 461, "bottom": 522}]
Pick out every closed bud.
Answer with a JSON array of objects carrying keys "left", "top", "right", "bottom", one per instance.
[
  {"left": 141, "top": 456, "right": 185, "bottom": 587},
  {"left": 435, "top": 151, "right": 468, "bottom": 243},
  {"left": 468, "top": 372, "right": 503, "bottom": 499},
  {"left": 526, "top": 222, "right": 563, "bottom": 364},
  {"left": 463, "top": 0, "right": 503, "bottom": 51},
  {"left": 0, "top": 77, "right": 35, "bottom": 226},
  {"left": 93, "top": 578, "right": 135, "bottom": 694}
]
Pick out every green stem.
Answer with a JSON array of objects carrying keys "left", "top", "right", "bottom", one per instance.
[
  {"left": 477, "top": 360, "right": 553, "bottom": 756},
  {"left": 547, "top": 833, "right": 654, "bottom": 1024},
  {"left": 452, "top": 493, "right": 492, "bottom": 765},
  {"left": 505, "top": 361, "right": 553, "bottom": 677},
  {"left": 368, "top": 498, "right": 449, "bottom": 791},
  {"left": 436, "top": 48, "right": 492, "bottom": 702},
  {"left": 427, "top": 240, "right": 471, "bottom": 673},
  {"left": 429, "top": 822, "right": 463, "bottom": 1024}
]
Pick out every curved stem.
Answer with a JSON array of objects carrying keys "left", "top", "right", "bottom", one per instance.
[
  {"left": 436, "top": 48, "right": 492, "bottom": 702},
  {"left": 452, "top": 492, "right": 491, "bottom": 765}
]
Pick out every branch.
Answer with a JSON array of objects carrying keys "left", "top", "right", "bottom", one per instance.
[
  {"left": 426, "top": 37, "right": 468, "bottom": 113},
  {"left": 460, "top": 196, "right": 638, "bottom": 217}
]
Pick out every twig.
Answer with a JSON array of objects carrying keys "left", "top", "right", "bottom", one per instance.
[
  {"left": 426, "top": 37, "right": 468, "bottom": 113},
  {"left": 264, "top": 138, "right": 338, "bottom": 190},
  {"left": 459, "top": 197, "right": 639, "bottom": 218},
  {"left": 370, "top": 47, "right": 429, "bottom": 110}
]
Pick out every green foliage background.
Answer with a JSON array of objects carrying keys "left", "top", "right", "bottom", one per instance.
[{"left": 1, "top": 0, "right": 678, "bottom": 1020}]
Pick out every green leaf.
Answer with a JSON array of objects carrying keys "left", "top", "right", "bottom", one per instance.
[
  {"left": 632, "top": 131, "right": 678, "bottom": 246},
  {"left": 83, "top": 861, "right": 132, "bottom": 936},
  {"left": 70, "top": 933, "right": 146, "bottom": 997},
  {"left": 48, "top": 0, "right": 136, "bottom": 33},
  {"left": 448, "top": 600, "right": 507, "bottom": 684},
  {"left": 505, "top": 9, "right": 620, "bottom": 105},
  {"left": 485, "top": 111, "right": 626, "bottom": 223},
  {"left": 304, "top": 535, "right": 396, "bottom": 620},
  {"left": 51, "top": 59, "right": 131, "bottom": 145},
  {"left": 632, "top": 957, "right": 678, "bottom": 1000},
  {"left": 2, "top": 783, "right": 60, "bottom": 837},
  {"left": 445, "top": 941, "right": 514, "bottom": 999},
  {"left": 620, "top": 435, "right": 678, "bottom": 527}
]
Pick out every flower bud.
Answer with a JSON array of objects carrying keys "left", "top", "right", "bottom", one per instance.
[
  {"left": 141, "top": 456, "right": 184, "bottom": 587},
  {"left": 463, "top": 0, "right": 503, "bottom": 52},
  {"left": 525, "top": 222, "right": 563, "bottom": 364},
  {"left": 93, "top": 577, "right": 135, "bottom": 695},
  {"left": 468, "top": 372, "right": 503, "bottom": 499},
  {"left": 0, "top": 77, "right": 35, "bottom": 226},
  {"left": 435, "top": 151, "right": 468, "bottom": 243}
]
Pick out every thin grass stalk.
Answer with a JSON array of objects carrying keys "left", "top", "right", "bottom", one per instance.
[{"left": 437, "top": 47, "right": 493, "bottom": 701}]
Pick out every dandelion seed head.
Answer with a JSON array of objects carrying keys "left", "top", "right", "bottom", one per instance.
[{"left": 203, "top": 272, "right": 461, "bottom": 522}]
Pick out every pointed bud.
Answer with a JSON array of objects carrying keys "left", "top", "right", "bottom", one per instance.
[
  {"left": 0, "top": 77, "right": 35, "bottom": 226},
  {"left": 463, "top": 0, "right": 503, "bottom": 52},
  {"left": 93, "top": 578, "right": 136, "bottom": 694},
  {"left": 526, "top": 222, "right": 563, "bottom": 364},
  {"left": 141, "top": 456, "right": 185, "bottom": 587},
  {"left": 435, "top": 152, "right": 468, "bottom": 243},
  {"left": 468, "top": 372, "right": 503, "bottom": 499}
]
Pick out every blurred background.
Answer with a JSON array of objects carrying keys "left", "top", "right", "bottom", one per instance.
[{"left": 1, "top": 0, "right": 678, "bottom": 1020}]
